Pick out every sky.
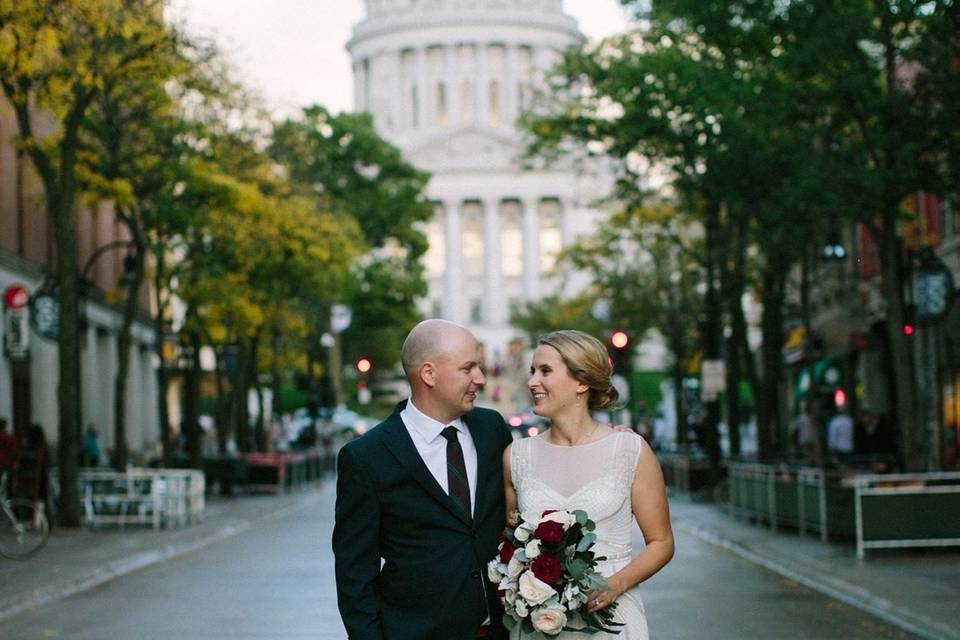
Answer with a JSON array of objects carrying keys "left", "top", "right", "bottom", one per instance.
[{"left": 167, "top": 0, "right": 634, "bottom": 118}]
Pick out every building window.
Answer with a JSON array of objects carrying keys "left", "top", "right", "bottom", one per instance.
[
  {"left": 540, "top": 200, "right": 562, "bottom": 274},
  {"left": 470, "top": 299, "right": 483, "bottom": 324},
  {"left": 422, "top": 203, "right": 445, "bottom": 277},
  {"left": 488, "top": 80, "right": 500, "bottom": 125},
  {"left": 436, "top": 82, "right": 447, "bottom": 126},
  {"left": 461, "top": 80, "right": 474, "bottom": 122},
  {"left": 411, "top": 84, "right": 419, "bottom": 128},
  {"left": 361, "top": 58, "right": 371, "bottom": 111},
  {"left": 500, "top": 202, "right": 523, "bottom": 277},
  {"left": 462, "top": 203, "right": 484, "bottom": 278}
]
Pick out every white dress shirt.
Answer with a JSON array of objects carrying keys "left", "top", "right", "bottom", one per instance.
[{"left": 400, "top": 397, "right": 479, "bottom": 515}]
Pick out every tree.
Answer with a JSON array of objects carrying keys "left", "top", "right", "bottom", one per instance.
[
  {"left": 0, "top": 0, "right": 173, "bottom": 525},
  {"left": 270, "top": 106, "right": 433, "bottom": 387}
]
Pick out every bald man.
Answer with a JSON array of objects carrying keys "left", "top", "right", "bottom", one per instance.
[{"left": 333, "top": 320, "right": 512, "bottom": 640}]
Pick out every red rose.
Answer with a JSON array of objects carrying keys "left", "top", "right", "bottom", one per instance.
[
  {"left": 534, "top": 520, "right": 566, "bottom": 544},
  {"left": 499, "top": 543, "right": 515, "bottom": 564},
  {"left": 531, "top": 553, "right": 563, "bottom": 585}
]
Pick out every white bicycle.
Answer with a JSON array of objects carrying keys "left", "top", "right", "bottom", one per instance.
[{"left": 0, "top": 470, "right": 49, "bottom": 559}]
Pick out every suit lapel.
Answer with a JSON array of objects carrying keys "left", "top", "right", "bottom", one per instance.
[
  {"left": 380, "top": 413, "right": 473, "bottom": 527},
  {"left": 465, "top": 412, "right": 498, "bottom": 522}
]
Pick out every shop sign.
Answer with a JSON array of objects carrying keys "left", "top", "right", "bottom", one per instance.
[
  {"left": 3, "top": 307, "right": 29, "bottom": 360},
  {"left": 30, "top": 280, "right": 59, "bottom": 342},
  {"left": 915, "top": 248, "right": 955, "bottom": 323}
]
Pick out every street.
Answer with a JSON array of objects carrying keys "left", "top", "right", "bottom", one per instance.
[{"left": 0, "top": 481, "right": 920, "bottom": 640}]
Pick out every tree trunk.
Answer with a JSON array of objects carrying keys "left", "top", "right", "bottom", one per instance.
[
  {"left": 152, "top": 252, "right": 172, "bottom": 466},
  {"left": 721, "top": 211, "right": 748, "bottom": 458},
  {"left": 877, "top": 219, "right": 920, "bottom": 470},
  {"left": 701, "top": 199, "right": 724, "bottom": 477},
  {"left": 181, "top": 329, "right": 201, "bottom": 465},
  {"left": 214, "top": 349, "right": 228, "bottom": 454},
  {"left": 53, "top": 192, "right": 83, "bottom": 526},
  {"left": 758, "top": 263, "right": 788, "bottom": 460},
  {"left": 111, "top": 220, "right": 145, "bottom": 471}
]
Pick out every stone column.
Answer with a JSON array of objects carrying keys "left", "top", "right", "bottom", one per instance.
[
  {"left": 522, "top": 196, "right": 540, "bottom": 301},
  {"left": 505, "top": 43, "right": 518, "bottom": 124},
  {"left": 443, "top": 199, "right": 464, "bottom": 323},
  {"left": 482, "top": 198, "right": 503, "bottom": 324}
]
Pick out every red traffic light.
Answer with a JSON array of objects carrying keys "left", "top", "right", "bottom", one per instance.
[
  {"left": 903, "top": 324, "right": 915, "bottom": 336},
  {"left": 611, "top": 330, "right": 629, "bottom": 349},
  {"left": 355, "top": 358, "right": 372, "bottom": 374}
]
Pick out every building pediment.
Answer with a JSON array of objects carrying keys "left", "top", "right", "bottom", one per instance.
[{"left": 406, "top": 126, "right": 525, "bottom": 173}]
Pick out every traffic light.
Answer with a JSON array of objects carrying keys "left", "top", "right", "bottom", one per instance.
[
  {"left": 608, "top": 330, "right": 630, "bottom": 375},
  {"left": 355, "top": 357, "right": 372, "bottom": 374},
  {"left": 902, "top": 304, "right": 916, "bottom": 336}
]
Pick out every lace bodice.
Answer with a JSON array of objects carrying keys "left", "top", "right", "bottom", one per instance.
[{"left": 510, "top": 431, "right": 642, "bottom": 566}]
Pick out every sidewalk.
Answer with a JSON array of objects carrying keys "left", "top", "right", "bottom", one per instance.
[
  {"left": 0, "top": 484, "right": 325, "bottom": 622},
  {"left": 669, "top": 495, "right": 960, "bottom": 640}
]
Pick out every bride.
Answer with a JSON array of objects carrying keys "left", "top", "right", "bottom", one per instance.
[{"left": 503, "top": 330, "right": 675, "bottom": 639}]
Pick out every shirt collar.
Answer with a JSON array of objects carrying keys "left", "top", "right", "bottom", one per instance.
[{"left": 402, "top": 397, "right": 466, "bottom": 444}]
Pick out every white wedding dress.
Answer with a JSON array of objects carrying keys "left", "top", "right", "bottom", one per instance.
[{"left": 509, "top": 431, "right": 649, "bottom": 639}]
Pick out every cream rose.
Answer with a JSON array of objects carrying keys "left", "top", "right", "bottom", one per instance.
[
  {"left": 525, "top": 539, "right": 542, "bottom": 559},
  {"left": 518, "top": 570, "right": 557, "bottom": 606},
  {"left": 514, "top": 524, "right": 532, "bottom": 543},
  {"left": 530, "top": 604, "right": 568, "bottom": 635},
  {"left": 507, "top": 555, "right": 525, "bottom": 578},
  {"left": 541, "top": 510, "right": 576, "bottom": 528}
]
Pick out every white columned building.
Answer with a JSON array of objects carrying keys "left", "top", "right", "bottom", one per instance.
[{"left": 347, "top": 0, "right": 613, "bottom": 359}]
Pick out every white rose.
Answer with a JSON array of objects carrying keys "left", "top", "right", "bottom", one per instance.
[
  {"left": 541, "top": 510, "right": 576, "bottom": 528},
  {"left": 525, "top": 539, "right": 542, "bottom": 559},
  {"left": 518, "top": 570, "right": 557, "bottom": 606},
  {"left": 507, "top": 555, "right": 525, "bottom": 578},
  {"left": 515, "top": 599, "right": 529, "bottom": 618},
  {"left": 504, "top": 589, "right": 518, "bottom": 605},
  {"left": 488, "top": 560, "right": 503, "bottom": 583},
  {"left": 514, "top": 525, "right": 532, "bottom": 543},
  {"left": 530, "top": 604, "right": 568, "bottom": 635}
]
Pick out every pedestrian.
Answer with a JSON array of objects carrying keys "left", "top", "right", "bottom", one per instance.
[
  {"left": 826, "top": 407, "right": 855, "bottom": 461},
  {"left": 333, "top": 319, "right": 512, "bottom": 639},
  {"left": 15, "top": 424, "right": 51, "bottom": 518},
  {"left": 83, "top": 423, "right": 101, "bottom": 467},
  {"left": 790, "top": 399, "right": 821, "bottom": 464},
  {"left": 0, "top": 417, "right": 20, "bottom": 474}
]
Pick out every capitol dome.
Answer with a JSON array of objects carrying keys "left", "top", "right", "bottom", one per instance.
[{"left": 347, "top": 0, "right": 611, "bottom": 358}]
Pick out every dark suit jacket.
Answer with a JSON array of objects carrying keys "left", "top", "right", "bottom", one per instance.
[{"left": 333, "top": 403, "right": 513, "bottom": 640}]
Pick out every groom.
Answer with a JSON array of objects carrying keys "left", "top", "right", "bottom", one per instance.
[{"left": 333, "top": 320, "right": 513, "bottom": 639}]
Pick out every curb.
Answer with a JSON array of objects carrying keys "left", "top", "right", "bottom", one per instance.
[
  {"left": 678, "top": 523, "right": 959, "bottom": 640},
  {"left": 0, "top": 492, "right": 320, "bottom": 622}
]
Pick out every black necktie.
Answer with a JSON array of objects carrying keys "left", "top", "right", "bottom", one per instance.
[{"left": 441, "top": 426, "right": 471, "bottom": 518}]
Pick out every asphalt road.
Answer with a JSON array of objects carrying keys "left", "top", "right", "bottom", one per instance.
[{"left": 0, "top": 483, "right": 918, "bottom": 640}]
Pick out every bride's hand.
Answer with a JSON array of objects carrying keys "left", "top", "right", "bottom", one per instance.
[
  {"left": 506, "top": 510, "right": 520, "bottom": 527},
  {"left": 586, "top": 577, "right": 624, "bottom": 613}
]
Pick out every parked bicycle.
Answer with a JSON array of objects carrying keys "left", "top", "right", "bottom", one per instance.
[{"left": 0, "top": 469, "right": 49, "bottom": 559}]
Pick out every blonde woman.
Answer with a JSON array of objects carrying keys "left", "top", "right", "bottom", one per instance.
[{"left": 503, "top": 330, "right": 674, "bottom": 638}]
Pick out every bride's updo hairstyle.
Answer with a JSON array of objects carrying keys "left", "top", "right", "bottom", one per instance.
[{"left": 538, "top": 330, "right": 619, "bottom": 410}]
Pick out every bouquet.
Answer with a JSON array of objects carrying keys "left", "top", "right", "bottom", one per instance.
[{"left": 487, "top": 509, "right": 622, "bottom": 636}]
